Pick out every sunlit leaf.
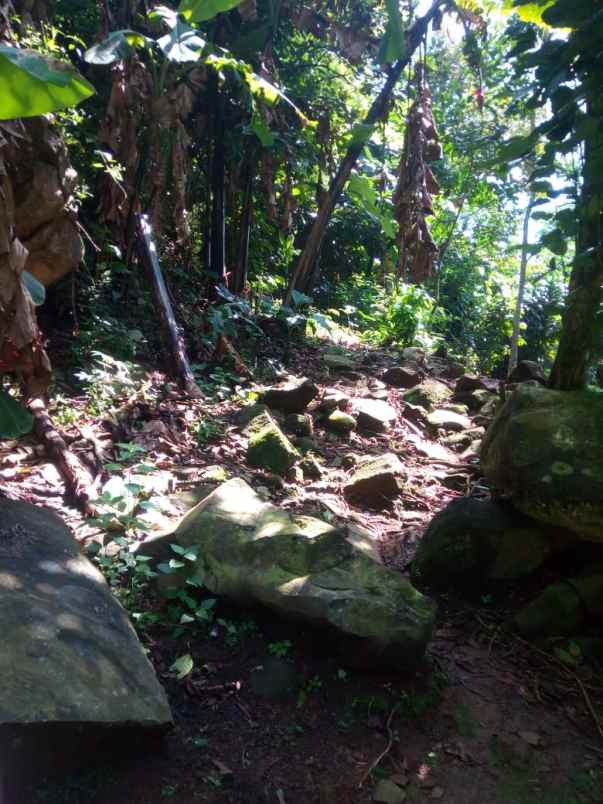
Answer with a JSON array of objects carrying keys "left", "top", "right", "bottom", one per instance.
[
  {"left": 157, "top": 17, "right": 206, "bottom": 62},
  {"left": 178, "top": 0, "right": 242, "bottom": 23},
  {"left": 170, "top": 653, "right": 194, "bottom": 679},
  {"left": 0, "top": 45, "right": 95, "bottom": 119},
  {"left": 84, "top": 30, "right": 152, "bottom": 65}
]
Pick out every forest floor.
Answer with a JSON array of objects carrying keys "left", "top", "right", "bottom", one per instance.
[{"left": 1, "top": 327, "right": 602, "bottom": 804}]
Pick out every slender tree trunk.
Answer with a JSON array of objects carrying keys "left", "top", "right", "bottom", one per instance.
[
  {"left": 136, "top": 214, "right": 203, "bottom": 398},
  {"left": 232, "top": 156, "right": 255, "bottom": 293},
  {"left": 210, "top": 82, "right": 226, "bottom": 286},
  {"left": 508, "top": 191, "right": 535, "bottom": 376},
  {"left": 549, "top": 101, "right": 603, "bottom": 390},
  {"left": 284, "top": 0, "right": 446, "bottom": 304}
]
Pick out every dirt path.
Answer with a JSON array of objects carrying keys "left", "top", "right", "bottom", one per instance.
[{"left": 3, "top": 335, "right": 602, "bottom": 804}]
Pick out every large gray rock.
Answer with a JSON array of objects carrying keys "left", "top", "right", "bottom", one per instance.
[
  {"left": 246, "top": 411, "right": 299, "bottom": 475},
  {"left": 481, "top": 385, "right": 603, "bottom": 541},
  {"left": 383, "top": 366, "right": 422, "bottom": 388},
  {"left": 261, "top": 377, "right": 318, "bottom": 413},
  {"left": 0, "top": 500, "right": 172, "bottom": 772},
  {"left": 141, "top": 479, "right": 435, "bottom": 669},
  {"left": 403, "top": 379, "right": 453, "bottom": 411},
  {"left": 353, "top": 398, "right": 398, "bottom": 432},
  {"left": 411, "top": 498, "right": 570, "bottom": 595}
]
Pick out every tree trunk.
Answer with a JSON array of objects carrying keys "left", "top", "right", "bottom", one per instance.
[
  {"left": 549, "top": 101, "right": 603, "bottom": 390},
  {"left": 232, "top": 156, "right": 255, "bottom": 294},
  {"left": 284, "top": 0, "right": 446, "bottom": 304},
  {"left": 136, "top": 214, "right": 203, "bottom": 398},
  {"left": 210, "top": 80, "right": 226, "bottom": 286},
  {"left": 508, "top": 192, "right": 535, "bottom": 377}
]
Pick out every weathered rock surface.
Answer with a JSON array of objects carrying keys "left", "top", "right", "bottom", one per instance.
[
  {"left": 320, "top": 389, "right": 350, "bottom": 413},
  {"left": 327, "top": 409, "right": 357, "bottom": 433},
  {"left": 0, "top": 499, "right": 173, "bottom": 730},
  {"left": 383, "top": 366, "right": 422, "bottom": 388},
  {"left": 403, "top": 379, "right": 453, "bottom": 411},
  {"left": 426, "top": 408, "right": 471, "bottom": 432},
  {"left": 354, "top": 398, "right": 398, "bottom": 432},
  {"left": 344, "top": 454, "right": 404, "bottom": 507},
  {"left": 411, "top": 498, "right": 569, "bottom": 594},
  {"left": 141, "top": 479, "right": 435, "bottom": 669},
  {"left": 508, "top": 360, "right": 546, "bottom": 385},
  {"left": 481, "top": 385, "right": 603, "bottom": 541},
  {"left": 323, "top": 352, "right": 358, "bottom": 371},
  {"left": 234, "top": 402, "right": 270, "bottom": 429},
  {"left": 284, "top": 413, "right": 314, "bottom": 437},
  {"left": 246, "top": 412, "right": 299, "bottom": 475},
  {"left": 400, "top": 347, "right": 426, "bottom": 368},
  {"left": 261, "top": 377, "right": 318, "bottom": 413}
]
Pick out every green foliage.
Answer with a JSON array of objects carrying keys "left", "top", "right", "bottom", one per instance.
[
  {"left": 0, "top": 43, "right": 94, "bottom": 119},
  {"left": 268, "top": 640, "right": 292, "bottom": 658},
  {"left": 0, "top": 388, "right": 33, "bottom": 438}
]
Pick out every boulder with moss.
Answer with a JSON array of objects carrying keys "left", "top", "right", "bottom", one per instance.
[
  {"left": 481, "top": 385, "right": 603, "bottom": 541},
  {"left": 327, "top": 410, "right": 357, "bottom": 433},
  {"left": 354, "top": 398, "right": 398, "bottom": 432},
  {"left": 411, "top": 498, "right": 571, "bottom": 594},
  {"left": 246, "top": 411, "right": 299, "bottom": 475},
  {"left": 403, "top": 379, "right": 453, "bottom": 412},
  {"left": 344, "top": 454, "right": 404, "bottom": 507},
  {"left": 261, "top": 377, "right": 318, "bottom": 413},
  {"left": 140, "top": 479, "right": 436, "bottom": 669}
]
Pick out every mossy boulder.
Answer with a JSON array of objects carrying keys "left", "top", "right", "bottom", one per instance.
[
  {"left": 141, "top": 479, "right": 436, "bottom": 670},
  {"left": 284, "top": 413, "right": 314, "bottom": 437},
  {"left": 327, "top": 409, "right": 357, "bottom": 433},
  {"left": 481, "top": 385, "right": 603, "bottom": 541},
  {"left": 403, "top": 379, "right": 453, "bottom": 411},
  {"left": 344, "top": 454, "right": 404, "bottom": 507},
  {"left": 261, "top": 377, "right": 318, "bottom": 413},
  {"left": 234, "top": 402, "right": 270, "bottom": 429},
  {"left": 246, "top": 411, "right": 299, "bottom": 475},
  {"left": 411, "top": 498, "right": 568, "bottom": 595},
  {"left": 514, "top": 583, "right": 584, "bottom": 638}
]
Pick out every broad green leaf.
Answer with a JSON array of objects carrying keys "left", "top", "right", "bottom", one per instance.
[
  {"left": 157, "top": 17, "right": 206, "bottom": 62},
  {"left": 22, "top": 271, "right": 46, "bottom": 306},
  {"left": 170, "top": 653, "right": 194, "bottom": 679},
  {"left": 84, "top": 30, "right": 152, "bottom": 65},
  {"left": 179, "top": 0, "right": 241, "bottom": 23},
  {"left": 509, "top": 0, "right": 555, "bottom": 25},
  {"left": 0, "top": 389, "right": 34, "bottom": 438},
  {"left": 0, "top": 45, "right": 95, "bottom": 119},
  {"left": 250, "top": 112, "right": 275, "bottom": 146}
]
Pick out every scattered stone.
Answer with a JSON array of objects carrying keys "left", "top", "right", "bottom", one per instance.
[
  {"left": 401, "top": 347, "right": 426, "bottom": 368},
  {"left": 294, "top": 436, "right": 321, "bottom": 454},
  {"left": 300, "top": 456, "right": 323, "bottom": 479},
  {"left": 261, "top": 377, "right": 319, "bottom": 413},
  {"left": 0, "top": 499, "right": 173, "bottom": 776},
  {"left": 320, "top": 389, "right": 350, "bottom": 413},
  {"left": 283, "top": 413, "right": 314, "bottom": 437},
  {"left": 426, "top": 409, "right": 471, "bottom": 432},
  {"left": 142, "top": 479, "right": 435, "bottom": 669},
  {"left": 344, "top": 454, "right": 404, "bottom": 507},
  {"left": 354, "top": 398, "right": 398, "bottom": 432},
  {"left": 287, "top": 465, "right": 305, "bottom": 484},
  {"left": 403, "top": 379, "right": 453, "bottom": 411},
  {"left": 374, "top": 779, "right": 407, "bottom": 804},
  {"left": 383, "top": 366, "right": 423, "bottom": 388},
  {"left": 411, "top": 498, "right": 568, "bottom": 594},
  {"left": 246, "top": 412, "right": 299, "bottom": 476},
  {"left": 234, "top": 402, "right": 270, "bottom": 429},
  {"left": 440, "top": 361, "right": 465, "bottom": 379},
  {"left": 514, "top": 582, "right": 584, "bottom": 638},
  {"left": 455, "top": 374, "right": 492, "bottom": 394},
  {"left": 327, "top": 409, "right": 357, "bottom": 433},
  {"left": 442, "top": 402, "right": 469, "bottom": 415},
  {"left": 441, "top": 427, "right": 485, "bottom": 451},
  {"left": 507, "top": 360, "right": 546, "bottom": 385},
  {"left": 481, "top": 385, "right": 603, "bottom": 541},
  {"left": 323, "top": 352, "right": 358, "bottom": 372}
]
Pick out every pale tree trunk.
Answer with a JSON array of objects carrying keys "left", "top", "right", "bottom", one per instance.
[
  {"left": 284, "top": 0, "right": 446, "bottom": 304},
  {"left": 508, "top": 191, "right": 535, "bottom": 377},
  {"left": 549, "top": 99, "right": 603, "bottom": 390}
]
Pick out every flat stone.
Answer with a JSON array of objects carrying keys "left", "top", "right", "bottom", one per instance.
[
  {"left": 261, "top": 377, "right": 318, "bottom": 413},
  {"left": 246, "top": 412, "right": 299, "bottom": 476},
  {"left": 0, "top": 500, "right": 173, "bottom": 784},
  {"left": 374, "top": 779, "right": 407, "bottom": 803},
  {"left": 427, "top": 409, "right": 471, "bottom": 432},
  {"left": 344, "top": 454, "right": 404, "bottom": 507},
  {"left": 354, "top": 398, "right": 398, "bottom": 432},
  {"left": 383, "top": 366, "right": 422, "bottom": 388},
  {"left": 141, "top": 479, "right": 435, "bottom": 670},
  {"left": 323, "top": 353, "right": 358, "bottom": 372}
]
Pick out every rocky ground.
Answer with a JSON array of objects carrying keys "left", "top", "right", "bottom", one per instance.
[{"left": 1, "top": 331, "right": 602, "bottom": 804}]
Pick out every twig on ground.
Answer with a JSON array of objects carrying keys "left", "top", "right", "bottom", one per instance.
[{"left": 358, "top": 703, "right": 400, "bottom": 788}]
